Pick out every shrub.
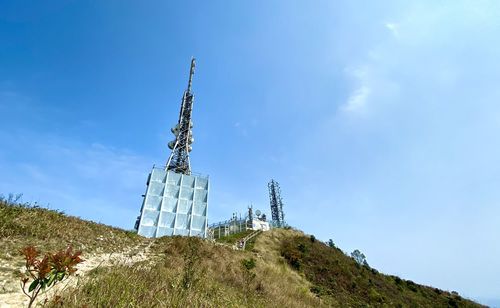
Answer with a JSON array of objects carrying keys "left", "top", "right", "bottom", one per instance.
[
  {"left": 298, "top": 243, "right": 307, "bottom": 253},
  {"left": 20, "top": 246, "right": 83, "bottom": 308},
  {"left": 394, "top": 276, "right": 402, "bottom": 285},
  {"left": 405, "top": 280, "right": 418, "bottom": 292},
  {"left": 241, "top": 258, "right": 257, "bottom": 303},
  {"left": 310, "top": 285, "right": 323, "bottom": 295},
  {"left": 241, "top": 258, "right": 256, "bottom": 271},
  {"left": 327, "top": 239, "right": 336, "bottom": 248}
]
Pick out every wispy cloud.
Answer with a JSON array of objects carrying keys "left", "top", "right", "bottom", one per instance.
[
  {"left": 0, "top": 132, "right": 152, "bottom": 229},
  {"left": 384, "top": 22, "right": 399, "bottom": 38},
  {"left": 341, "top": 67, "right": 371, "bottom": 115},
  {"left": 343, "top": 85, "right": 370, "bottom": 113}
]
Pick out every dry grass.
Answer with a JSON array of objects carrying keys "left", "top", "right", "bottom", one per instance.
[
  {"left": 50, "top": 230, "right": 331, "bottom": 308},
  {"left": 0, "top": 201, "right": 484, "bottom": 307},
  {"left": 49, "top": 237, "right": 268, "bottom": 307},
  {"left": 0, "top": 200, "right": 143, "bottom": 257},
  {"left": 0, "top": 200, "right": 145, "bottom": 295}
]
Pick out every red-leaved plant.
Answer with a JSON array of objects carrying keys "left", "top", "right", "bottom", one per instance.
[{"left": 20, "top": 246, "right": 83, "bottom": 308}]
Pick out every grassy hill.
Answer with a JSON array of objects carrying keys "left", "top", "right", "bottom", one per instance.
[{"left": 0, "top": 200, "right": 483, "bottom": 307}]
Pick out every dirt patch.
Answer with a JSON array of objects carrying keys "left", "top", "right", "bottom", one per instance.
[{"left": 0, "top": 242, "right": 153, "bottom": 308}]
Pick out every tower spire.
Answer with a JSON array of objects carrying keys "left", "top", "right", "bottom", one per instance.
[
  {"left": 166, "top": 58, "right": 197, "bottom": 175},
  {"left": 186, "top": 57, "right": 195, "bottom": 94}
]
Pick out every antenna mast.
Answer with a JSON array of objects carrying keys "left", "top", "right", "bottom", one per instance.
[
  {"left": 166, "top": 58, "right": 196, "bottom": 175},
  {"left": 268, "top": 179, "right": 285, "bottom": 227}
]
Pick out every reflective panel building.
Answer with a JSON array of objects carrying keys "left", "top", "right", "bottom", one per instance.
[{"left": 136, "top": 167, "right": 209, "bottom": 238}]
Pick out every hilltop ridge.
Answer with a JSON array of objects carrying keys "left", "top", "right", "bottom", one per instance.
[{"left": 0, "top": 200, "right": 482, "bottom": 307}]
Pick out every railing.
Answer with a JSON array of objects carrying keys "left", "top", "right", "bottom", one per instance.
[{"left": 236, "top": 230, "right": 262, "bottom": 250}]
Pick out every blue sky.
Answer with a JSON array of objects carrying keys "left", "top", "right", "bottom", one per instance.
[{"left": 1, "top": 1, "right": 499, "bottom": 305}]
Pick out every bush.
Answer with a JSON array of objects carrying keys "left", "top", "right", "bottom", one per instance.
[
  {"left": 406, "top": 280, "right": 418, "bottom": 292},
  {"left": 298, "top": 243, "right": 307, "bottom": 253},
  {"left": 310, "top": 285, "right": 323, "bottom": 295},
  {"left": 394, "top": 276, "right": 402, "bottom": 285},
  {"left": 19, "top": 246, "right": 83, "bottom": 308}
]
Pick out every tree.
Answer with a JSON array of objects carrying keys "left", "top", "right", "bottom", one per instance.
[
  {"left": 351, "top": 249, "right": 369, "bottom": 267},
  {"left": 327, "top": 239, "right": 335, "bottom": 248}
]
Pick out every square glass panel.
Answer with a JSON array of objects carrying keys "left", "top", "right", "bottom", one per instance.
[
  {"left": 151, "top": 169, "right": 167, "bottom": 183},
  {"left": 166, "top": 172, "right": 182, "bottom": 185},
  {"left": 175, "top": 213, "right": 189, "bottom": 229},
  {"left": 177, "top": 199, "right": 190, "bottom": 214},
  {"left": 141, "top": 209, "right": 159, "bottom": 226},
  {"left": 158, "top": 211, "right": 176, "bottom": 228},
  {"left": 145, "top": 195, "right": 161, "bottom": 211},
  {"left": 191, "top": 215, "right": 206, "bottom": 231},
  {"left": 192, "top": 202, "right": 206, "bottom": 216},
  {"left": 165, "top": 185, "right": 179, "bottom": 198},
  {"left": 195, "top": 177, "right": 208, "bottom": 189},
  {"left": 180, "top": 188, "right": 194, "bottom": 200},
  {"left": 194, "top": 190, "right": 207, "bottom": 202},
  {"left": 149, "top": 182, "right": 165, "bottom": 196},
  {"left": 162, "top": 197, "right": 177, "bottom": 212},
  {"left": 182, "top": 175, "right": 195, "bottom": 188}
]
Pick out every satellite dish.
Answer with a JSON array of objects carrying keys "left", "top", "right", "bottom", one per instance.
[
  {"left": 255, "top": 210, "right": 261, "bottom": 216},
  {"left": 168, "top": 141, "right": 176, "bottom": 149}
]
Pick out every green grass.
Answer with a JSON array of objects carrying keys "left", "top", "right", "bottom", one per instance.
[
  {"left": 215, "top": 230, "right": 254, "bottom": 245},
  {"left": 280, "top": 234, "right": 482, "bottom": 307}
]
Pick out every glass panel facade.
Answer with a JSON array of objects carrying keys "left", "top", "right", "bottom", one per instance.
[{"left": 137, "top": 168, "right": 208, "bottom": 238}]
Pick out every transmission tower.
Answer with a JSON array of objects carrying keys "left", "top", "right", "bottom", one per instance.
[
  {"left": 268, "top": 179, "right": 285, "bottom": 227},
  {"left": 166, "top": 58, "right": 196, "bottom": 175}
]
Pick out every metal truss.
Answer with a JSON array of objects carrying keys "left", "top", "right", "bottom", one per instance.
[{"left": 166, "top": 58, "right": 196, "bottom": 175}]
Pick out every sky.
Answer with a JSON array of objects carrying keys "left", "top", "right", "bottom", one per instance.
[{"left": 1, "top": 1, "right": 499, "bottom": 305}]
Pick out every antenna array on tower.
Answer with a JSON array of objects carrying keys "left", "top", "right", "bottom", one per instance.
[{"left": 166, "top": 58, "right": 196, "bottom": 175}]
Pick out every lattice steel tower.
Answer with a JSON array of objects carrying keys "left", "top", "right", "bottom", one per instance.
[
  {"left": 268, "top": 179, "right": 285, "bottom": 227},
  {"left": 166, "top": 58, "right": 196, "bottom": 175}
]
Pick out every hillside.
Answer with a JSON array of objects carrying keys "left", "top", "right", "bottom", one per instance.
[{"left": 0, "top": 200, "right": 482, "bottom": 307}]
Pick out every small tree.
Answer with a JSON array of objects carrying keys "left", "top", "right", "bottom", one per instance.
[
  {"left": 351, "top": 249, "right": 369, "bottom": 267},
  {"left": 327, "top": 239, "right": 336, "bottom": 248},
  {"left": 20, "top": 246, "right": 83, "bottom": 308}
]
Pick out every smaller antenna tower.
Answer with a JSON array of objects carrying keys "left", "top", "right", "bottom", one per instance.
[{"left": 268, "top": 179, "right": 285, "bottom": 227}]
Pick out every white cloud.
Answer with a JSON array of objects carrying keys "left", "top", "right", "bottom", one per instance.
[
  {"left": 384, "top": 22, "right": 399, "bottom": 37},
  {"left": 341, "top": 67, "right": 372, "bottom": 114},
  {"left": 343, "top": 85, "right": 370, "bottom": 113}
]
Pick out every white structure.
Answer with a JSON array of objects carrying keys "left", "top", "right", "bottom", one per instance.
[
  {"left": 251, "top": 218, "right": 270, "bottom": 231},
  {"left": 136, "top": 167, "right": 209, "bottom": 238}
]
